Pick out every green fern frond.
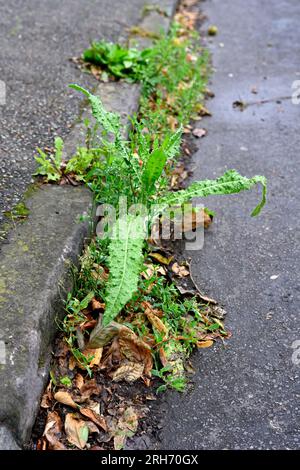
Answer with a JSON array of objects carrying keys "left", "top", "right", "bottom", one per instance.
[
  {"left": 156, "top": 170, "right": 267, "bottom": 217},
  {"left": 69, "top": 84, "right": 127, "bottom": 156},
  {"left": 99, "top": 214, "right": 146, "bottom": 328},
  {"left": 69, "top": 84, "right": 120, "bottom": 134}
]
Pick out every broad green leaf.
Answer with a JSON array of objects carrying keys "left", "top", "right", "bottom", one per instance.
[{"left": 141, "top": 128, "right": 182, "bottom": 194}]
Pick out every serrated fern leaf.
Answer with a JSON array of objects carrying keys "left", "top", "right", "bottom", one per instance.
[
  {"left": 69, "top": 84, "right": 127, "bottom": 155},
  {"left": 156, "top": 170, "right": 267, "bottom": 217},
  {"left": 69, "top": 84, "right": 119, "bottom": 133},
  {"left": 161, "top": 127, "right": 182, "bottom": 160},
  {"left": 100, "top": 215, "right": 146, "bottom": 327}
]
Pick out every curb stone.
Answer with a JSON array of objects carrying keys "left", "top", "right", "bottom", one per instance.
[
  {"left": 0, "top": 426, "right": 21, "bottom": 450},
  {"left": 0, "top": 185, "right": 93, "bottom": 446},
  {"left": 0, "top": 0, "right": 178, "bottom": 449}
]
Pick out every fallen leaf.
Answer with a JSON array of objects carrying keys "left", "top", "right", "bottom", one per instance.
[
  {"left": 87, "top": 321, "right": 122, "bottom": 349},
  {"left": 192, "top": 128, "right": 207, "bottom": 138},
  {"left": 144, "top": 307, "right": 168, "bottom": 339},
  {"left": 76, "top": 347, "right": 103, "bottom": 369},
  {"left": 174, "top": 207, "right": 212, "bottom": 233},
  {"left": 149, "top": 252, "right": 174, "bottom": 265},
  {"left": 157, "top": 266, "right": 167, "bottom": 276},
  {"left": 197, "top": 340, "right": 214, "bottom": 348},
  {"left": 91, "top": 298, "right": 105, "bottom": 310},
  {"left": 80, "top": 379, "right": 102, "bottom": 400},
  {"left": 54, "top": 391, "right": 78, "bottom": 409},
  {"left": 159, "top": 347, "right": 168, "bottom": 367},
  {"left": 40, "top": 382, "right": 53, "bottom": 409},
  {"left": 86, "top": 421, "right": 100, "bottom": 434},
  {"left": 43, "top": 411, "right": 66, "bottom": 450},
  {"left": 118, "top": 327, "right": 153, "bottom": 376},
  {"left": 90, "top": 65, "right": 102, "bottom": 80},
  {"left": 113, "top": 407, "right": 138, "bottom": 450},
  {"left": 74, "top": 373, "right": 84, "bottom": 391},
  {"left": 167, "top": 115, "right": 178, "bottom": 131},
  {"left": 88, "top": 401, "right": 101, "bottom": 415},
  {"left": 112, "top": 362, "right": 145, "bottom": 383},
  {"left": 80, "top": 408, "right": 107, "bottom": 431},
  {"left": 195, "top": 103, "right": 212, "bottom": 116},
  {"left": 65, "top": 413, "right": 89, "bottom": 450},
  {"left": 36, "top": 437, "right": 47, "bottom": 451},
  {"left": 141, "top": 264, "right": 155, "bottom": 280},
  {"left": 172, "top": 262, "right": 190, "bottom": 277}
]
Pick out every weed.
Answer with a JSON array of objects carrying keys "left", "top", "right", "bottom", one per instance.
[
  {"left": 34, "top": 19, "right": 267, "bottom": 392},
  {"left": 83, "top": 41, "right": 152, "bottom": 80},
  {"left": 34, "top": 137, "right": 64, "bottom": 181}
]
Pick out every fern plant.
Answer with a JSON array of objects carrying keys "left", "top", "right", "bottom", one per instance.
[{"left": 69, "top": 86, "right": 267, "bottom": 337}]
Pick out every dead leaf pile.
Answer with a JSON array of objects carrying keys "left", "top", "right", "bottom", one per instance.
[{"left": 37, "top": 366, "right": 149, "bottom": 450}]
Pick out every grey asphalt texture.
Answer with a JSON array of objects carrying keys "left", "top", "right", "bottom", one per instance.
[
  {"left": 0, "top": 0, "right": 150, "bottom": 224},
  {"left": 160, "top": 0, "right": 300, "bottom": 450}
]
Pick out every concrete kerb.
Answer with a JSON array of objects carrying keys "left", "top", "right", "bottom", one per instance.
[{"left": 0, "top": 1, "right": 178, "bottom": 449}]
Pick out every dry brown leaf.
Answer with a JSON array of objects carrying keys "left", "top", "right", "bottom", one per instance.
[
  {"left": 100, "top": 337, "right": 122, "bottom": 370},
  {"left": 74, "top": 373, "right": 84, "bottom": 391},
  {"left": 172, "top": 262, "right": 190, "bottom": 277},
  {"left": 179, "top": 208, "right": 212, "bottom": 232},
  {"left": 197, "top": 340, "right": 214, "bottom": 348},
  {"left": 118, "top": 327, "right": 153, "bottom": 376},
  {"left": 80, "top": 408, "right": 107, "bottom": 431},
  {"left": 54, "top": 391, "right": 78, "bottom": 409},
  {"left": 43, "top": 411, "right": 66, "bottom": 450},
  {"left": 85, "top": 401, "right": 100, "bottom": 416},
  {"left": 144, "top": 308, "right": 168, "bottom": 339},
  {"left": 149, "top": 252, "right": 174, "bottom": 265},
  {"left": 80, "top": 379, "right": 101, "bottom": 400},
  {"left": 86, "top": 421, "right": 100, "bottom": 434},
  {"left": 167, "top": 115, "right": 178, "bottom": 131},
  {"left": 113, "top": 407, "right": 138, "bottom": 450},
  {"left": 76, "top": 347, "right": 103, "bottom": 369},
  {"left": 159, "top": 347, "right": 168, "bottom": 367},
  {"left": 192, "top": 127, "right": 207, "bottom": 138},
  {"left": 90, "top": 65, "right": 102, "bottom": 80},
  {"left": 157, "top": 266, "right": 167, "bottom": 276},
  {"left": 91, "top": 298, "right": 105, "bottom": 310},
  {"left": 65, "top": 413, "right": 89, "bottom": 450},
  {"left": 112, "top": 362, "right": 144, "bottom": 383},
  {"left": 141, "top": 264, "right": 155, "bottom": 280},
  {"left": 196, "top": 104, "right": 212, "bottom": 116},
  {"left": 40, "top": 382, "right": 53, "bottom": 409},
  {"left": 36, "top": 437, "right": 47, "bottom": 451}
]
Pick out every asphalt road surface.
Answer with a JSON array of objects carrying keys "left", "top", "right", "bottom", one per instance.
[
  {"left": 0, "top": 0, "right": 149, "bottom": 224},
  {"left": 160, "top": 0, "right": 300, "bottom": 450}
]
